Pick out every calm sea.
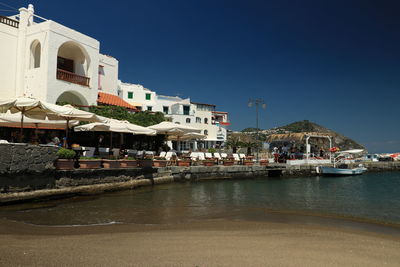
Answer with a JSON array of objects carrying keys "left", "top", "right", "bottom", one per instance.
[{"left": 1, "top": 172, "right": 400, "bottom": 230}]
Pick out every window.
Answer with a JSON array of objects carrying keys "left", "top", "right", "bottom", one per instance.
[
  {"left": 196, "top": 117, "right": 201, "bottom": 123},
  {"left": 175, "top": 122, "right": 180, "bottom": 124},
  {"left": 204, "top": 118, "right": 208, "bottom": 124},
  {"left": 147, "top": 106, "right": 152, "bottom": 111},
  {"left": 186, "top": 118, "right": 191, "bottom": 123},
  {"left": 204, "top": 130, "right": 208, "bottom": 135},
  {"left": 128, "top": 92, "right": 133, "bottom": 99},
  {"left": 183, "top": 105, "right": 190, "bottom": 115},
  {"left": 57, "top": 56, "right": 74, "bottom": 72},
  {"left": 163, "top": 106, "right": 169, "bottom": 114},
  {"left": 30, "top": 40, "right": 41, "bottom": 69},
  {"left": 145, "top": 93, "right": 151, "bottom": 100},
  {"left": 98, "top": 66, "right": 104, "bottom": 90}
]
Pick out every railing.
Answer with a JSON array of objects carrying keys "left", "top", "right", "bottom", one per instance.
[
  {"left": 56, "top": 69, "right": 90, "bottom": 87},
  {"left": 0, "top": 16, "right": 19, "bottom": 28}
]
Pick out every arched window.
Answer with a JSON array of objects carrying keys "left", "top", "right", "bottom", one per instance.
[
  {"left": 204, "top": 130, "right": 208, "bottom": 135},
  {"left": 30, "top": 40, "right": 41, "bottom": 68},
  {"left": 175, "top": 122, "right": 180, "bottom": 124},
  {"left": 186, "top": 118, "right": 191, "bottom": 123},
  {"left": 196, "top": 117, "right": 201, "bottom": 123},
  {"left": 204, "top": 118, "right": 208, "bottom": 124}
]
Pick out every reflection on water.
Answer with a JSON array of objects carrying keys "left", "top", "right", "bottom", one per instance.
[{"left": 0, "top": 172, "right": 400, "bottom": 227}]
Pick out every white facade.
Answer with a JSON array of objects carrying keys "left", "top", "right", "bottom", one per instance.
[
  {"left": 99, "top": 54, "right": 119, "bottom": 95},
  {"left": 119, "top": 82, "right": 229, "bottom": 149},
  {"left": 0, "top": 5, "right": 118, "bottom": 106}
]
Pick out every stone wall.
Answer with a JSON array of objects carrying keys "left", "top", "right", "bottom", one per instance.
[{"left": 0, "top": 143, "right": 58, "bottom": 192}]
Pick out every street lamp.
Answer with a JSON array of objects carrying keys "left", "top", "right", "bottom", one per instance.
[{"left": 248, "top": 98, "right": 266, "bottom": 162}]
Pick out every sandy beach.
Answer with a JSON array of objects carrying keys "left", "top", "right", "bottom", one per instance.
[{"left": 0, "top": 218, "right": 399, "bottom": 267}]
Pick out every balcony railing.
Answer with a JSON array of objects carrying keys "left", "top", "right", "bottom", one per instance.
[
  {"left": 0, "top": 16, "right": 19, "bottom": 28},
  {"left": 57, "top": 69, "right": 90, "bottom": 87}
]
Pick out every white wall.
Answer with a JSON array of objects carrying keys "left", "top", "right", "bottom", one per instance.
[
  {"left": 99, "top": 54, "right": 118, "bottom": 95},
  {"left": 0, "top": 22, "right": 18, "bottom": 98},
  {"left": 0, "top": 6, "right": 100, "bottom": 106},
  {"left": 119, "top": 82, "right": 156, "bottom": 110}
]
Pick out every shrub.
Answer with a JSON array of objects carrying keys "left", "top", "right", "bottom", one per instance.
[
  {"left": 56, "top": 148, "right": 76, "bottom": 159},
  {"left": 208, "top": 148, "right": 216, "bottom": 153}
]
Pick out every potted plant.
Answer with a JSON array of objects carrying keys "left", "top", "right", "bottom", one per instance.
[
  {"left": 202, "top": 159, "right": 216, "bottom": 166},
  {"left": 137, "top": 158, "right": 154, "bottom": 168},
  {"left": 54, "top": 148, "right": 76, "bottom": 170},
  {"left": 79, "top": 157, "right": 102, "bottom": 169},
  {"left": 119, "top": 157, "right": 138, "bottom": 168},
  {"left": 177, "top": 159, "right": 191, "bottom": 167},
  {"left": 259, "top": 159, "right": 269, "bottom": 166},
  {"left": 223, "top": 159, "right": 235, "bottom": 166},
  {"left": 153, "top": 157, "right": 168, "bottom": 167},
  {"left": 243, "top": 159, "right": 254, "bottom": 166},
  {"left": 102, "top": 156, "right": 121, "bottom": 169}
]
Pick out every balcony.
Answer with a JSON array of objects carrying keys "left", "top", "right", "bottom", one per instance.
[
  {"left": 0, "top": 16, "right": 19, "bottom": 28},
  {"left": 56, "top": 69, "right": 90, "bottom": 87}
]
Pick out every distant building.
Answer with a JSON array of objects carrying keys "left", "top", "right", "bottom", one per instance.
[{"left": 120, "top": 82, "right": 230, "bottom": 149}]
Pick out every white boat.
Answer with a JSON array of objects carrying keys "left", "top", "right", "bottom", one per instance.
[
  {"left": 318, "top": 165, "right": 367, "bottom": 176},
  {"left": 317, "top": 149, "right": 368, "bottom": 176}
]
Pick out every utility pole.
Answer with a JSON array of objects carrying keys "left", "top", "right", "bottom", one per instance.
[{"left": 248, "top": 98, "right": 266, "bottom": 162}]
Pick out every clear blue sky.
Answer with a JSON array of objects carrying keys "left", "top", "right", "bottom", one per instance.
[{"left": 3, "top": 0, "right": 400, "bottom": 153}]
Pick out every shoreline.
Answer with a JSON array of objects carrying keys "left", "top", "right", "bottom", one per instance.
[{"left": 0, "top": 218, "right": 399, "bottom": 266}]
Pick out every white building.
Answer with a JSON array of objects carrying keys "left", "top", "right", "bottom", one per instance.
[
  {"left": 119, "top": 82, "right": 230, "bottom": 150},
  {"left": 0, "top": 4, "right": 230, "bottom": 150},
  {"left": 0, "top": 4, "right": 120, "bottom": 107}
]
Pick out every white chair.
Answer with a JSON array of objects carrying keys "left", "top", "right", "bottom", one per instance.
[
  {"left": 239, "top": 153, "right": 246, "bottom": 159},
  {"left": 112, "top": 148, "right": 120, "bottom": 158},
  {"left": 205, "top": 152, "right": 213, "bottom": 159},
  {"left": 159, "top": 151, "right": 167, "bottom": 158},
  {"left": 166, "top": 152, "right": 177, "bottom": 160},
  {"left": 213, "top": 153, "right": 222, "bottom": 160},
  {"left": 190, "top": 152, "right": 199, "bottom": 161},
  {"left": 126, "top": 149, "right": 137, "bottom": 157},
  {"left": 98, "top": 147, "right": 110, "bottom": 158},
  {"left": 136, "top": 150, "right": 144, "bottom": 159},
  {"left": 221, "top": 153, "right": 228, "bottom": 159},
  {"left": 83, "top": 146, "right": 96, "bottom": 157},
  {"left": 232, "top": 153, "right": 240, "bottom": 162},
  {"left": 197, "top": 152, "right": 206, "bottom": 161}
]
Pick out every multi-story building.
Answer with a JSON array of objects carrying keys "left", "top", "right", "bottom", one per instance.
[
  {"left": 120, "top": 82, "right": 230, "bottom": 150},
  {"left": 0, "top": 4, "right": 132, "bottom": 110},
  {"left": 0, "top": 4, "right": 229, "bottom": 150}
]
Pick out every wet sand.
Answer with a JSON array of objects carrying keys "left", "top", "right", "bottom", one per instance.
[{"left": 0, "top": 218, "right": 399, "bottom": 266}]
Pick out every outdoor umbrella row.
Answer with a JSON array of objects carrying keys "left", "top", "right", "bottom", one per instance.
[{"left": 0, "top": 97, "right": 102, "bottom": 142}]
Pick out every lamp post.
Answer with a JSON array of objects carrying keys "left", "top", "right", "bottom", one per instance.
[{"left": 248, "top": 98, "right": 266, "bottom": 162}]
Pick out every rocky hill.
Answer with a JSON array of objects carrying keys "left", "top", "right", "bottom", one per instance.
[{"left": 243, "top": 120, "right": 364, "bottom": 150}]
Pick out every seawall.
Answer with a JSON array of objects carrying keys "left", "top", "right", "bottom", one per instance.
[{"left": 0, "top": 143, "right": 399, "bottom": 204}]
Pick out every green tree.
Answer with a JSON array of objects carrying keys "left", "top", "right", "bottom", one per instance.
[{"left": 89, "top": 106, "right": 165, "bottom": 127}]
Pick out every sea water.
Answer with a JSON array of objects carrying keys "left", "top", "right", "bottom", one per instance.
[{"left": 0, "top": 172, "right": 399, "bottom": 228}]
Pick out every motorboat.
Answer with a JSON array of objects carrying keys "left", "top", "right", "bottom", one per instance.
[
  {"left": 317, "top": 164, "right": 367, "bottom": 176},
  {"left": 317, "top": 149, "right": 367, "bottom": 176}
]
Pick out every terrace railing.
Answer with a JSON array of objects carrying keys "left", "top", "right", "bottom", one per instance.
[
  {"left": 0, "top": 16, "right": 19, "bottom": 28},
  {"left": 56, "top": 69, "right": 90, "bottom": 87}
]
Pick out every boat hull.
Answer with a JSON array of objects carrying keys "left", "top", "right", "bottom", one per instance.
[{"left": 319, "top": 166, "right": 367, "bottom": 176}]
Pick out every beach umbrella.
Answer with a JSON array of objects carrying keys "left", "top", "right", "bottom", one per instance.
[
  {"left": 0, "top": 97, "right": 66, "bottom": 141},
  {"left": 148, "top": 121, "right": 201, "bottom": 135},
  {"left": 0, "top": 111, "right": 79, "bottom": 129},
  {"left": 148, "top": 121, "right": 201, "bottom": 151},
  {"left": 74, "top": 119, "right": 156, "bottom": 148},
  {"left": 41, "top": 104, "right": 103, "bottom": 142},
  {"left": 167, "top": 132, "right": 206, "bottom": 141}
]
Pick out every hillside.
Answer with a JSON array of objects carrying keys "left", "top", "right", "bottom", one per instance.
[
  {"left": 269, "top": 120, "right": 364, "bottom": 150},
  {"left": 243, "top": 120, "right": 365, "bottom": 150}
]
